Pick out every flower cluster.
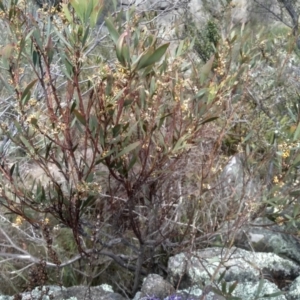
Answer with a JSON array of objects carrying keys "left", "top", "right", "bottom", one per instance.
[{"left": 12, "top": 216, "right": 24, "bottom": 228}]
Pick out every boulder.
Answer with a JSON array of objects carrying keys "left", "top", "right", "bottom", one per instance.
[
  {"left": 0, "top": 284, "right": 125, "bottom": 300},
  {"left": 167, "top": 247, "right": 299, "bottom": 299},
  {"left": 234, "top": 217, "right": 300, "bottom": 265}
]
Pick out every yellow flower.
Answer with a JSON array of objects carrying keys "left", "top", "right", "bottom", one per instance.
[
  {"left": 13, "top": 216, "right": 24, "bottom": 227},
  {"left": 282, "top": 149, "right": 290, "bottom": 158}
]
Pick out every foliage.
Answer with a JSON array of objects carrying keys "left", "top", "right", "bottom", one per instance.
[{"left": 184, "top": 17, "right": 220, "bottom": 63}]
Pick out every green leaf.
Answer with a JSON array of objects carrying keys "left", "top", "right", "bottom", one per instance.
[
  {"left": 105, "top": 17, "right": 120, "bottom": 44},
  {"left": 221, "top": 281, "right": 227, "bottom": 294},
  {"left": 80, "top": 195, "right": 97, "bottom": 214},
  {"left": 158, "top": 113, "right": 172, "bottom": 130},
  {"left": 21, "top": 79, "right": 38, "bottom": 105},
  {"left": 63, "top": 56, "right": 74, "bottom": 78},
  {"left": 194, "top": 88, "right": 207, "bottom": 99},
  {"left": 150, "top": 76, "right": 156, "bottom": 96},
  {"left": 32, "top": 29, "right": 43, "bottom": 49},
  {"left": 128, "top": 154, "right": 137, "bottom": 171},
  {"left": 293, "top": 122, "right": 300, "bottom": 141},
  {"left": 90, "top": 0, "right": 102, "bottom": 27},
  {"left": 173, "top": 135, "right": 191, "bottom": 153},
  {"left": 136, "top": 43, "right": 169, "bottom": 70},
  {"left": 45, "top": 142, "right": 52, "bottom": 160},
  {"left": 228, "top": 281, "right": 238, "bottom": 294},
  {"left": 35, "top": 181, "right": 46, "bottom": 203},
  {"left": 261, "top": 292, "right": 283, "bottom": 298},
  {"left": 45, "top": 36, "right": 54, "bottom": 64},
  {"left": 200, "top": 116, "right": 219, "bottom": 125},
  {"left": 73, "top": 109, "right": 86, "bottom": 126},
  {"left": 116, "top": 32, "right": 129, "bottom": 67},
  {"left": 19, "top": 136, "right": 34, "bottom": 153},
  {"left": 200, "top": 54, "right": 214, "bottom": 84},
  {"left": 89, "top": 115, "right": 98, "bottom": 136},
  {"left": 115, "top": 141, "right": 140, "bottom": 159},
  {"left": 61, "top": 3, "right": 72, "bottom": 23},
  {"left": 32, "top": 50, "right": 39, "bottom": 67},
  {"left": 70, "top": 0, "right": 84, "bottom": 23},
  {"left": 82, "top": 26, "right": 90, "bottom": 47},
  {"left": 10, "top": 163, "right": 15, "bottom": 177},
  {"left": 113, "top": 124, "right": 122, "bottom": 137},
  {"left": 175, "top": 40, "right": 184, "bottom": 57},
  {"left": 54, "top": 28, "right": 72, "bottom": 49},
  {"left": 254, "top": 279, "right": 264, "bottom": 297},
  {"left": 217, "top": 269, "right": 227, "bottom": 283}
]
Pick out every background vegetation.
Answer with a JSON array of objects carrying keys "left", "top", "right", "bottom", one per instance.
[{"left": 0, "top": 0, "right": 300, "bottom": 298}]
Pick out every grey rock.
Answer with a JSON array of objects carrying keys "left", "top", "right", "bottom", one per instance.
[
  {"left": 286, "top": 275, "right": 300, "bottom": 300},
  {"left": 234, "top": 218, "right": 300, "bottom": 265},
  {"left": 138, "top": 274, "right": 175, "bottom": 299},
  {"left": 167, "top": 247, "right": 298, "bottom": 298},
  {"left": 181, "top": 281, "right": 286, "bottom": 300},
  {"left": 220, "top": 154, "right": 262, "bottom": 205},
  {"left": 4, "top": 285, "right": 125, "bottom": 300}
]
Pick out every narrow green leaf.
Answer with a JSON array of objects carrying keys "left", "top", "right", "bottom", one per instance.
[
  {"left": 200, "top": 54, "right": 214, "bottom": 84},
  {"left": 21, "top": 79, "right": 38, "bottom": 105},
  {"left": 158, "top": 113, "right": 172, "bottom": 129},
  {"left": 254, "top": 279, "right": 264, "bottom": 297},
  {"left": 32, "top": 50, "right": 39, "bottom": 67},
  {"left": 128, "top": 154, "right": 137, "bottom": 171},
  {"left": 150, "top": 76, "right": 156, "bottom": 96},
  {"left": 89, "top": 115, "right": 98, "bottom": 136},
  {"left": 45, "top": 36, "right": 54, "bottom": 64},
  {"left": 261, "top": 292, "right": 283, "bottom": 298},
  {"left": 137, "top": 43, "right": 169, "bottom": 70},
  {"left": 105, "top": 17, "right": 120, "bottom": 44},
  {"left": 33, "top": 29, "right": 43, "bottom": 49},
  {"left": 10, "top": 163, "right": 15, "bottom": 177},
  {"left": 116, "top": 32, "right": 128, "bottom": 67},
  {"left": 193, "top": 88, "right": 207, "bottom": 99},
  {"left": 217, "top": 269, "right": 227, "bottom": 283},
  {"left": 293, "top": 122, "right": 300, "bottom": 141},
  {"left": 228, "top": 281, "right": 238, "bottom": 294},
  {"left": 45, "top": 142, "right": 52, "bottom": 160},
  {"left": 292, "top": 153, "right": 300, "bottom": 167},
  {"left": 113, "top": 124, "right": 122, "bottom": 137},
  {"left": 73, "top": 109, "right": 86, "bottom": 126},
  {"left": 200, "top": 116, "right": 219, "bottom": 125},
  {"left": 80, "top": 195, "right": 97, "bottom": 213},
  {"left": 19, "top": 136, "right": 34, "bottom": 152},
  {"left": 221, "top": 281, "right": 227, "bottom": 294},
  {"left": 115, "top": 141, "right": 140, "bottom": 159},
  {"left": 70, "top": 0, "right": 84, "bottom": 23},
  {"left": 82, "top": 26, "right": 90, "bottom": 47},
  {"left": 63, "top": 57, "right": 74, "bottom": 78},
  {"left": 70, "top": 100, "right": 77, "bottom": 113},
  {"left": 54, "top": 28, "right": 72, "bottom": 48},
  {"left": 175, "top": 40, "right": 184, "bottom": 57}
]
